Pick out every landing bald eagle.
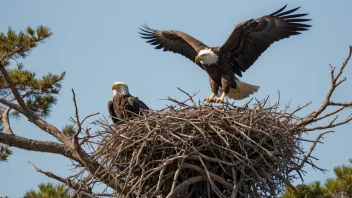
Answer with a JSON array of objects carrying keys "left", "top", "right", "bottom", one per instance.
[
  {"left": 139, "top": 5, "right": 311, "bottom": 103},
  {"left": 108, "top": 82, "right": 149, "bottom": 124}
]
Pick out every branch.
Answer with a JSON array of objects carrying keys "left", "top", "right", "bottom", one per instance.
[
  {"left": 295, "top": 46, "right": 352, "bottom": 128},
  {"left": 81, "top": 112, "right": 100, "bottom": 126},
  {"left": 328, "top": 101, "right": 352, "bottom": 107},
  {"left": 297, "top": 131, "right": 333, "bottom": 171},
  {"left": 0, "top": 64, "right": 33, "bottom": 117},
  {"left": 0, "top": 98, "right": 24, "bottom": 114},
  {"left": 176, "top": 87, "right": 198, "bottom": 104},
  {"left": 166, "top": 176, "right": 205, "bottom": 198},
  {"left": 2, "top": 107, "right": 14, "bottom": 135},
  {"left": 0, "top": 62, "right": 73, "bottom": 147},
  {"left": 70, "top": 90, "right": 100, "bottom": 148},
  {"left": 28, "top": 161, "right": 95, "bottom": 198},
  {"left": 0, "top": 132, "right": 79, "bottom": 161},
  {"left": 310, "top": 106, "right": 345, "bottom": 123},
  {"left": 304, "top": 114, "right": 352, "bottom": 132},
  {"left": 72, "top": 89, "right": 81, "bottom": 140}
]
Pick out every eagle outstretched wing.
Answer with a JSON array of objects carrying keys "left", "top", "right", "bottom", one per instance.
[
  {"left": 220, "top": 5, "right": 311, "bottom": 77},
  {"left": 139, "top": 24, "right": 208, "bottom": 69}
]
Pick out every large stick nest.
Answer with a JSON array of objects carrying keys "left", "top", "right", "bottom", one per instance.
[{"left": 95, "top": 99, "right": 305, "bottom": 198}]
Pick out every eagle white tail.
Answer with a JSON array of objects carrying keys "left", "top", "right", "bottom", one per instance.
[{"left": 227, "top": 79, "right": 260, "bottom": 100}]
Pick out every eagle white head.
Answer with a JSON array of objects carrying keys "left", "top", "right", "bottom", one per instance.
[
  {"left": 111, "top": 82, "right": 129, "bottom": 96},
  {"left": 195, "top": 49, "right": 218, "bottom": 65}
]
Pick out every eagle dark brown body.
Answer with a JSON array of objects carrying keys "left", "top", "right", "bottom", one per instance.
[
  {"left": 108, "top": 94, "right": 149, "bottom": 124},
  {"left": 201, "top": 47, "right": 239, "bottom": 97}
]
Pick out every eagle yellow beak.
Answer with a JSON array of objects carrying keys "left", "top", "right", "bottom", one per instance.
[
  {"left": 195, "top": 55, "right": 203, "bottom": 63},
  {"left": 111, "top": 84, "right": 118, "bottom": 90}
]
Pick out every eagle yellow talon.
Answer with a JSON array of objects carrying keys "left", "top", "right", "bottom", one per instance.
[
  {"left": 204, "top": 93, "right": 216, "bottom": 103},
  {"left": 216, "top": 92, "right": 226, "bottom": 103},
  {"left": 204, "top": 97, "right": 216, "bottom": 103},
  {"left": 216, "top": 98, "right": 225, "bottom": 103}
]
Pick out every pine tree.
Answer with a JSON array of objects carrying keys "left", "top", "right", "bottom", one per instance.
[
  {"left": 324, "top": 159, "right": 352, "bottom": 197},
  {"left": 282, "top": 181, "right": 326, "bottom": 198},
  {"left": 24, "top": 183, "right": 71, "bottom": 198},
  {"left": 0, "top": 145, "right": 12, "bottom": 161},
  {"left": 0, "top": 26, "right": 65, "bottom": 161},
  {"left": 0, "top": 26, "right": 65, "bottom": 118},
  {"left": 282, "top": 160, "right": 352, "bottom": 198}
]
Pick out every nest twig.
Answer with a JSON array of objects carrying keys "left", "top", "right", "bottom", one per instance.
[{"left": 95, "top": 99, "right": 303, "bottom": 197}]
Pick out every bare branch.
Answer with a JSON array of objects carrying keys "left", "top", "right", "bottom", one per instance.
[
  {"left": 304, "top": 114, "right": 352, "bottom": 132},
  {"left": 311, "top": 106, "right": 345, "bottom": 123},
  {"left": 0, "top": 98, "right": 24, "bottom": 114},
  {"left": 183, "top": 163, "right": 233, "bottom": 190},
  {"left": 297, "top": 131, "right": 334, "bottom": 170},
  {"left": 2, "top": 107, "right": 14, "bottom": 135},
  {"left": 166, "top": 176, "right": 206, "bottom": 198},
  {"left": 295, "top": 46, "right": 352, "bottom": 128},
  {"left": 28, "top": 161, "right": 95, "bottom": 198},
  {"left": 328, "top": 101, "right": 352, "bottom": 107},
  {"left": 72, "top": 89, "right": 82, "bottom": 140},
  {"left": 0, "top": 132, "right": 79, "bottom": 161},
  {"left": 81, "top": 112, "right": 100, "bottom": 126}
]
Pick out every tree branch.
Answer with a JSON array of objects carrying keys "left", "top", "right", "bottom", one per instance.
[
  {"left": 28, "top": 161, "right": 95, "bottom": 198},
  {"left": 297, "top": 131, "right": 333, "bottom": 171},
  {"left": 0, "top": 132, "right": 79, "bottom": 161},
  {"left": 72, "top": 89, "right": 82, "bottom": 140},
  {"left": 0, "top": 64, "right": 33, "bottom": 117},
  {"left": 328, "top": 101, "right": 352, "bottom": 107},
  {"left": 0, "top": 62, "right": 74, "bottom": 147},
  {"left": 2, "top": 107, "right": 14, "bottom": 135},
  {"left": 295, "top": 46, "right": 352, "bottom": 128},
  {"left": 0, "top": 98, "right": 24, "bottom": 114},
  {"left": 304, "top": 114, "right": 352, "bottom": 132},
  {"left": 166, "top": 176, "right": 206, "bottom": 198}
]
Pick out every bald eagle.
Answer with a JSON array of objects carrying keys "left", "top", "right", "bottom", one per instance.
[
  {"left": 108, "top": 82, "right": 149, "bottom": 124},
  {"left": 139, "top": 5, "right": 311, "bottom": 103}
]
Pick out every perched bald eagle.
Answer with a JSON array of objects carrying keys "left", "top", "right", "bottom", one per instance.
[
  {"left": 139, "top": 5, "right": 311, "bottom": 103},
  {"left": 108, "top": 82, "right": 149, "bottom": 124}
]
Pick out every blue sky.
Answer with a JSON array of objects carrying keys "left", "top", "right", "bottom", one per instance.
[{"left": 1, "top": 0, "right": 352, "bottom": 197}]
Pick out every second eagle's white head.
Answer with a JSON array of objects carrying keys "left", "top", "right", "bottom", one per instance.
[
  {"left": 195, "top": 49, "right": 218, "bottom": 65},
  {"left": 111, "top": 82, "right": 130, "bottom": 96}
]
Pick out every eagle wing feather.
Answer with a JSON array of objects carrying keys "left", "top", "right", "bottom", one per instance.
[
  {"left": 139, "top": 24, "right": 208, "bottom": 69},
  {"left": 220, "top": 5, "right": 311, "bottom": 77},
  {"left": 108, "top": 100, "right": 119, "bottom": 124}
]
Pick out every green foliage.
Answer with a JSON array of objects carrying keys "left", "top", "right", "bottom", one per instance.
[
  {"left": 0, "top": 145, "right": 12, "bottom": 162},
  {"left": 62, "top": 124, "right": 76, "bottom": 137},
  {"left": 3, "top": 64, "right": 66, "bottom": 117},
  {"left": 24, "top": 182, "right": 71, "bottom": 198},
  {"left": 0, "top": 26, "right": 65, "bottom": 118},
  {"left": 282, "top": 159, "right": 352, "bottom": 198},
  {"left": 324, "top": 159, "right": 352, "bottom": 197},
  {"left": 26, "top": 95, "right": 57, "bottom": 117},
  {"left": 282, "top": 181, "right": 327, "bottom": 198},
  {"left": 0, "top": 26, "right": 52, "bottom": 60}
]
